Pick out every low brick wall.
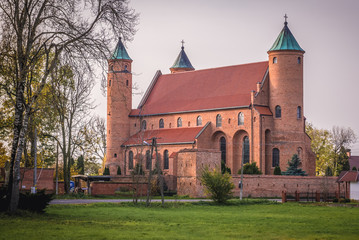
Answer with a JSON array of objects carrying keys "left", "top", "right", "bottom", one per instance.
[
  {"left": 231, "top": 175, "right": 344, "bottom": 198},
  {"left": 19, "top": 168, "right": 55, "bottom": 192},
  {"left": 91, "top": 176, "right": 148, "bottom": 196}
]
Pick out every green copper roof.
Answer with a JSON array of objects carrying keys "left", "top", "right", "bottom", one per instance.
[
  {"left": 170, "top": 46, "right": 194, "bottom": 70},
  {"left": 269, "top": 21, "right": 304, "bottom": 52},
  {"left": 111, "top": 37, "right": 132, "bottom": 60}
]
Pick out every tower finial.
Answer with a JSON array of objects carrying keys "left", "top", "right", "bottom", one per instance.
[
  {"left": 284, "top": 14, "right": 288, "bottom": 25},
  {"left": 181, "top": 39, "right": 185, "bottom": 49}
]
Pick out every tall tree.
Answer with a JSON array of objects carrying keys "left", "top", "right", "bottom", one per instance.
[{"left": 0, "top": 0, "right": 138, "bottom": 212}]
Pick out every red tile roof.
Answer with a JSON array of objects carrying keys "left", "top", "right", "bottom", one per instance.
[
  {"left": 349, "top": 156, "right": 359, "bottom": 170},
  {"left": 254, "top": 106, "right": 272, "bottom": 116},
  {"left": 337, "top": 171, "right": 359, "bottom": 182},
  {"left": 135, "top": 61, "right": 268, "bottom": 115},
  {"left": 122, "top": 126, "right": 206, "bottom": 146}
]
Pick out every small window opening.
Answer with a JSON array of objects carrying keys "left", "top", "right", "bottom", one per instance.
[
  {"left": 109, "top": 80, "right": 111, "bottom": 86},
  {"left": 114, "top": 153, "right": 117, "bottom": 158},
  {"left": 126, "top": 80, "right": 129, "bottom": 86},
  {"left": 273, "top": 57, "right": 277, "bottom": 64},
  {"left": 297, "top": 57, "right": 301, "bottom": 64}
]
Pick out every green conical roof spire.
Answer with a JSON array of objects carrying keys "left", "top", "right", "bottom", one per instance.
[
  {"left": 268, "top": 15, "right": 304, "bottom": 52},
  {"left": 111, "top": 37, "right": 132, "bottom": 60},
  {"left": 170, "top": 40, "right": 194, "bottom": 70}
]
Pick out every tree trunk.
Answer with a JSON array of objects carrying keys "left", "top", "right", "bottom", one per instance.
[{"left": 9, "top": 107, "right": 30, "bottom": 212}]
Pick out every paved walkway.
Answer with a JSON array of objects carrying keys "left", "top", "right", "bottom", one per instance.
[{"left": 50, "top": 199, "right": 211, "bottom": 205}]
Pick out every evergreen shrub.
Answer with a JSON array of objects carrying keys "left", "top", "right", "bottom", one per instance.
[
  {"left": 237, "top": 162, "right": 262, "bottom": 175},
  {"left": 274, "top": 166, "right": 282, "bottom": 175}
]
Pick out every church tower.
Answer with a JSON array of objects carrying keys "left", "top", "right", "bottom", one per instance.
[
  {"left": 170, "top": 41, "right": 195, "bottom": 73},
  {"left": 106, "top": 38, "right": 132, "bottom": 175},
  {"left": 267, "top": 16, "right": 307, "bottom": 172}
]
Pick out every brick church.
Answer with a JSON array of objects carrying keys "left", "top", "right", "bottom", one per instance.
[{"left": 105, "top": 18, "right": 316, "bottom": 192}]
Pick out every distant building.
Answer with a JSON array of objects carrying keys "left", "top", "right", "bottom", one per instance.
[{"left": 105, "top": 18, "right": 316, "bottom": 194}]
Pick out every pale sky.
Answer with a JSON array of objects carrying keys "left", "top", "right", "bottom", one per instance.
[{"left": 92, "top": 0, "right": 359, "bottom": 155}]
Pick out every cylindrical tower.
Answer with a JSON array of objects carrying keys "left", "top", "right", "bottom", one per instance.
[{"left": 106, "top": 38, "right": 132, "bottom": 175}]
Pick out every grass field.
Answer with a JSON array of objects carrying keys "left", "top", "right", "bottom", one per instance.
[{"left": 1, "top": 200, "right": 359, "bottom": 240}]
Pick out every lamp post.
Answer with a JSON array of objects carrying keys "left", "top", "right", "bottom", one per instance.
[{"left": 240, "top": 157, "right": 244, "bottom": 200}]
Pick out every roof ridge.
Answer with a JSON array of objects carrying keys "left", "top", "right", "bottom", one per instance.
[{"left": 163, "top": 61, "right": 268, "bottom": 76}]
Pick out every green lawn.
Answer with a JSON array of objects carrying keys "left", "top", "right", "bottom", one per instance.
[{"left": 1, "top": 200, "right": 358, "bottom": 240}]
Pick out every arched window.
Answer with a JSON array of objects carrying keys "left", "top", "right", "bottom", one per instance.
[
  {"left": 242, "top": 136, "right": 250, "bottom": 164},
  {"left": 238, "top": 112, "right": 244, "bottom": 125},
  {"left": 141, "top": 120, "right": 147, "bottom": 130},
  {"left": 159, "top": 118, "right": 164, "bottom": 128},
  {"left": 297, "top": 57, "right": 301, "bottom": 64},
  {"left": 220, "top": 137, "right": 226, "bottom": 164},
  {"left": 275, "top": 105, "right": 281, "bottom": 118},
  {"left": 114, "top": 153, "right": 117, "bottom": 158},
  {"left": 129, "top": 151, "right": 134, "bottom": 169},
  {"left": 163, "top": 150, "right": 169, "bottom": 169},
  {"left": 216, "top": 114, "right": 222, "bottom": 127},
  {"left": 145, "top": 150, "right": 151, "bottom": 170},
  {"left": 297, "top": 106, "right": 302, "bottom": 119},
  {"left": 272, "top": 148, "right": 280, "bottom": 167},
  {"left": 273, "top": 57, "right": 277, "bottom": 64},
  {"left": 196, "top": 116, "right": 202, "bottom": 126},
  {"left": 124, "top": 65, "right": 128, "bottom": 71},
  {"left": 177, "top": 117, "right": 182, "bottom": 127}
]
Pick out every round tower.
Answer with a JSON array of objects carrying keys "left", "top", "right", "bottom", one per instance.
[
  {"left": 106, "top": 37, "right": 132, "bottom": 175},
  {"left": 268, "top": 17, "right": 305, "bottom": 133}
]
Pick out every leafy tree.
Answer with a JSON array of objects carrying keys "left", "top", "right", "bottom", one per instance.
[
  {"left": 282, "top": 154, "right": 307, "bottom": 176},
  {"left": 0, "top": 0, "right": 138, "bottom": 213},
  {"left": 76, "top": 155, "right": 85, "bottom": 175},
  {"left": 274, "top": 166, "right": 282, "bottom": 175},
  {"left": 325, "top": 166, "right": 333, "bottom": 176},
  {"left": 200, "top": 167, "right": 234, "bottom": 204},
  {"left": 237, "top": 162, "right": 262, "bottom": 175}
]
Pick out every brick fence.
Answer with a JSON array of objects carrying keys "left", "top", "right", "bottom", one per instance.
[{"left": 231, "top": 175, "right": 345, "bottom": 198}]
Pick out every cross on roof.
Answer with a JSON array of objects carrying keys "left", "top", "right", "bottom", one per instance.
[
  {"left": 284, "top": 14, "right": 288, "bottom": 23},
  {"left": 181, "top": 39, "right": 185, "bottom": 48}
]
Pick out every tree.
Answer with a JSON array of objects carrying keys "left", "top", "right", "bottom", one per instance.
[
  {"left": 306, "top": 123, "right": 334, "bottom": 176},
  {"left": 282, "top": 154, "right": 307, "bottom": 176},
  {"left": 0, "top": 0, "right": 138, "bottom": 212},
  {"left": 200, "top": 167, "right": 234, "bottom": 204},
  {"left": 237, "top": 162, "right": 262, "bottom": 175},
  {"left": 331, "top": 126, "right": 357, "bottom": 175},
  {"left": 273, "top": 166, "right": 282, "bottom": 175},
  {"left": 77, "top": 155, "right": 85, "bottom": 175}
]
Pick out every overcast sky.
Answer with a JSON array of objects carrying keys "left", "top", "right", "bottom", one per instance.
[{"left": 92, "top": 0, "right": 359, "bottom": 155}]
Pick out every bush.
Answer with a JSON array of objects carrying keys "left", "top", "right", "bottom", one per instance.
[
  {"left": 274, "top": 166, "right": 282, "bottom": 175},
  {"left": 18, "top": 190, "right": 53, "bottom": 213},
  {"left": 221, "top": 161, "right": 231, "bottom": 174},
  {"left": 0, "top": 186, "right": 8, "bottom": 212},
  {"left": 352, "top": 166, "right": 357, "bottom": 171},
  {"left": 200, "top": 167, "right": 234, "bottom": 204},
  {"left": 237, "top": 162, "right": 262, "bottom": 175}
]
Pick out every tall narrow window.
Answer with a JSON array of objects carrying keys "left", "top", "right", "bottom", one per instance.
[
  {"left": 177, "top": 117, "right": 182, "bottom": 127},
  {"left": 220, "top": 137, "right": 226, "bottom": 164},
  {"left": 273, "top": 57, "right": 277, "bottom": 64},
  {"left": 129, "top": 151, "right": 134, "bottom": 169},
  {"left": 141, "top": 120, "right": 147, "bottom": 130},
  {"left": 272, "top": 148, "right": 280, "bottom": 167},
  {"left": 238, "top": 112, "right": 244, "bottom": 125},
  {"left": 297, "top": 106, "right": 302, "bottom": 119},
  {"left": 216, "top": 114, "right": 222, "bottom": 127},
  {"left": 109, "top": 80, "right": 111, "bottom": 86},
  {"left": 196, "top": 116, "right": 202, "bottom": 126},
  {"left": 159, "top": 118, "right": 164, "bottom": 128},
  {"left": 126, "top": 80, "right": 129, "bottom": 86},
  {"left": 275, "top": 105, "right": 281, "bottom": 118},
  {"left": 297, "top": 57, "right": 301, "bottom": 64},
  {"left": 164, "top": 150, "right": 169, "bottom": 169},
  {"left": 146, "top": 150, "right": 151, "bottom": 170},
  {"left": 242, "top": 136, "right": 250, "bottom": 164},
  {"left": 124, "top": 65, "right": 128, "bottom": 71}
]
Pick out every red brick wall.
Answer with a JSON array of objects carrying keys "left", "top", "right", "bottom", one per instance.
[
  {"left": 231, "top": 175, "right": 344, "bottom": 198},
  {"left": 19, "top": 168, "right": 54, "bottom": 191},
  {"left": 91, "top": 176, "right": 147, "bottom": 195}
]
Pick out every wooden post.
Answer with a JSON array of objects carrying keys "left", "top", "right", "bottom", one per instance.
[
  {"left": 315, "top": 191, "right": 320, "bottom": 202},
  {"left": 295, "top": 190, "right": 300, "bottom": 202},
  {"left": 281, "top": 190, "right": 287, "bottom": 203}
]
